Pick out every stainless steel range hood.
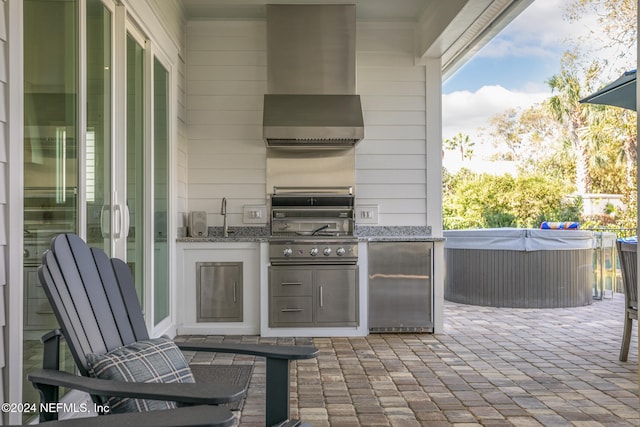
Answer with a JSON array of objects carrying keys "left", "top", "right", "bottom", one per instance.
[
  {"left": 263, "top": 94, "right": 363, "bottom": 148},
  {"left": 263, "top": 4, "right": 364, "bottom": 149}
]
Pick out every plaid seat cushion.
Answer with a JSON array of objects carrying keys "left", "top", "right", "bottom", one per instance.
[{"left": 86, "top": 336, "right": 195, "bottom": 413}]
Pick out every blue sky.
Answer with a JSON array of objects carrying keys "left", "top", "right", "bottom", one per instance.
[
  {"left": 440, "top": 0, "right": 615, "bottom": 172},
  {"left": 443, "top": 0, "right": 572, "bottom": 94},
  {"left": 443, "top": 55, "right": 561, "bottom": 94}
]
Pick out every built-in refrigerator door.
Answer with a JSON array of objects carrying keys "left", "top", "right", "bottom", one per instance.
[{"left": 368, "top": 241, "right": 433, "bottom": 332}]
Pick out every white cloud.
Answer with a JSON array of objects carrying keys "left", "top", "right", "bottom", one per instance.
[
  {"left": 442, "top": 85, "right": 549, "bottom": 141},
  {"left": 476, "top": 0, "right": 600, "bottom": 60},
  {"left": 441, "top": 0, "right": 633, "bottom": 174},
  {"left": 442, "top": 85, "right": 550, "bottom": 172}
]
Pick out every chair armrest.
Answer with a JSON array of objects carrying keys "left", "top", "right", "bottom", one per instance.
[
  {"left": 28, "top": 369, "right": 245, "bottom": 405},
  {"left": 175, "top": 342, "right": 319, "bottom": 360},
  {"left": 40, "top": 405, "right": 235, "bottom": 427},
  {"left": 175, "top": 341, "right": 317, "bottom": 426}
]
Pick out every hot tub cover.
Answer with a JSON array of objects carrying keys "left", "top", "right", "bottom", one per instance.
[{"left": 444, "top": 228, "right": 595, "bottom": 251}]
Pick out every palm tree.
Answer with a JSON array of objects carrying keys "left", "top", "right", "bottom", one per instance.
[
  {"left": 444, "top": 133, "right": 475, "bottom": 162},
  {"left": 546, "top": 58, "right": 593, "bottom": 195}
]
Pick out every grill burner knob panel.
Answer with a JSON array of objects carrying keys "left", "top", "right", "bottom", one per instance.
[
  {"left": 283, "top": 247, "right": 293, "bottom": 257},
  {"left": 336, "top": 247, "right": 346, "bottom": 256},
  {"left": 309, "top": 247, "right": 318, "bottom": 256},
  {"left": 323, "top": 247, "right": 332, "bottom": 256}
]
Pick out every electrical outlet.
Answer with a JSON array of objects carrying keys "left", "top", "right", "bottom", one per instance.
[
  {"left": 355, "top": 205, "right": 379, "bottom": 224},
  {"left": 243, "top": 205, "right": 267, "bottom": 224}
]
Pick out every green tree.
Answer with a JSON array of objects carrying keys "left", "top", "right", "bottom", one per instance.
[
  {"left": 485, "top": 103, "right": 570, "bottom": 179},
  {"left": 546, "top": 53, "right": 596, "bottom": 195},
  {"left": 487, "top": 108, "right": 522, "bottom": 161},
  {"left": 443, "top": 171, "right": 581, "bottom": 230},
  {"left": 566, "top": 0, "right": 637, "bottom": 72},
  {"left": 443, "top": 133, "right": 475, "bottom": 162}
]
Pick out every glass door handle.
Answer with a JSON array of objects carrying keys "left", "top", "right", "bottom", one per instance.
[
  {"left": 114, "top": 204, "right": 122, "bottom": 239},
  {"left": 122, "top": 203, "right": 130, "bottom": 238},
  {"left": 100, "top": 205, "right": 111, "bottom": 238}
]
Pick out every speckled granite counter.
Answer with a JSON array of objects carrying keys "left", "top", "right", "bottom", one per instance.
[
  {"left": 177, "top": 226, "right": 270, "bottom": 242},
  {"left": 355, "top": 226, "right": 445, "bottom": 242},
  {"left": 177, "top": 225, "right": 445, "bottom": 243}
]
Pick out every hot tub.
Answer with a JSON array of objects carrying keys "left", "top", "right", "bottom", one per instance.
[{"left": 444, "top": 228, "right": 595, "bottom": 308}]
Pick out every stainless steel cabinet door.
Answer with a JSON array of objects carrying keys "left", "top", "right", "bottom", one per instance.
[
  {"left": 196, "top": 262, "right": 243, "bottom": 322},
  {"left": 368, "top": 242, "right": 433, "bottom": 331},
  {"left": 315, "top": 266, "right": 358, "bottom": 326}
]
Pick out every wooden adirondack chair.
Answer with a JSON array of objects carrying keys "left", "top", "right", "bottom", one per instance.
[
  {"left": 616, "top": 240, "right": 638, "bottom": 362},
  {"left": 28, "top": 233, "right": 318, "bottom": 426}
]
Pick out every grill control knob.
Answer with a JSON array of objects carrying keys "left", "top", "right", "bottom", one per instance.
[
  {"left": 283, "top": 248, "right": 293, "bottom": 257},
  {"left": 309, "top": 247, "right": 318, "bottom": 256},
  {"left": 323, "top": 247, "right": 332, "bottom": 256},
  {"left": 336, "top": 247, "right": 346, "bottom": 256}
]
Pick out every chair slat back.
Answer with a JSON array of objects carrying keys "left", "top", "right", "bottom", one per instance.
[
  {"left": 616, "top": 240, "right": 638, "bottom": 310},
  {"left": 38, "top": 234, "right": 149, "bottom": 374},
  {"left": 109, "top": 255, "right": 149, "bottom": 341}
]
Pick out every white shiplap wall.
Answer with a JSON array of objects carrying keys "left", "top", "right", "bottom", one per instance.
[
  {"left": 0, "top": 0, "right": 6, "bottom": 417},
  {"left": 186, "top": 21, "right": 267, "bottom": 228},
  {"left": 185, "top": 21, "right": 428, "bottom": 227},
  {"left": 356, "top": 23, "right": 427, "bottom": 226}
]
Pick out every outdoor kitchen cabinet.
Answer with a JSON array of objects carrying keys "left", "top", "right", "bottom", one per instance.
[
  {"left": 269, "top": 265, "right": 358, "bottom": 327},
  {"left": 196, "top": 262, "right": 243, "bottom": 322}
]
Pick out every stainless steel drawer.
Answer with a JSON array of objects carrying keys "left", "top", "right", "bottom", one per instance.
[
  {"left": 270, "top": 296, "right": 313, "bottom": 326},
  {"left": 270, "top": 268, "right": 313, "bottom": 296}
]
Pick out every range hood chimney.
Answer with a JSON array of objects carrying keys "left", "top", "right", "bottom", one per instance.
[{"left": 263, "top": 4, "right": 364, "bottom": 148}]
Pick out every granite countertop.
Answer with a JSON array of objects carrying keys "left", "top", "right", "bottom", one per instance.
[
  {"left": 177, "top": 226, "right": 445, "bottom": 243},
  {"left": 177, "top": 226, "right": 270, "bottom": 242},
  {"left": 356, "top": 226, "right": 445, "bottom": 242}
]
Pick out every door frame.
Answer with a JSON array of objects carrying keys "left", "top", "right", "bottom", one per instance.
[{"left": 7, "top": 2, "right": 180, "bottom": 422}]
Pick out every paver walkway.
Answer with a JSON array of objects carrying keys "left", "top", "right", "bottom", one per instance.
[{"left": 178, "top": 293, "right": 638, "bottom": 426}]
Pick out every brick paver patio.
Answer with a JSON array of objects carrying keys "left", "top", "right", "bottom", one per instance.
[{"left": 178, "top": 293, "right": 638, "bottom": 426}]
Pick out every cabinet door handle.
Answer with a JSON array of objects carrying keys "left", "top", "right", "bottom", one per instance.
[
  {"left": 281, "top": 308, "right": 302, "bottom": 313},
  {"left": 233, "top": 282, "right": 237, "bottom": 303},
  {"left": 281, "top": 282, "right": 302, "bottom": 286},
  {"left": 319, "top": 285, "right": 323, "bottom": 307}
]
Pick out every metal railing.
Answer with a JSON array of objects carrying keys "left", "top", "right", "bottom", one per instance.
[{"left": 585, "top": 228, "right": 636, "bottom": 298}]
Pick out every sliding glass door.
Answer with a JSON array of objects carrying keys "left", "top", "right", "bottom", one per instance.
[
  {"left": 86, "top": 0, "right": 113, "bottom": 252},
  {"left": 126, "top": 32, "right": 145, "bottom": 304},
  {"left": 153, "top": 58, "right": 170, "bottom": 326},
  {"left": 22, "top": 0, "right": 175, "bottom": 419}
]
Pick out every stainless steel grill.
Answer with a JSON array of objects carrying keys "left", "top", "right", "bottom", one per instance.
[{"left": 269, "top": 187, "right": 358, "bottom": 265}]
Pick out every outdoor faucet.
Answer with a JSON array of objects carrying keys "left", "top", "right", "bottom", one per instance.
[{"left": 221, "top": 197, "right": 228, "bottom": 237}]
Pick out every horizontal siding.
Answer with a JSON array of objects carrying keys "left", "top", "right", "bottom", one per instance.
[
  {"left": 187, "top": 65, "right": 266, "bottom": 81},
  {"left": 185, "top": 21, "right": 428, "bottom": 227},
  {"left": 188, "top": 110, "right": 262, "bottom": 125},
  {"left": 356, "top": 24, "right": 426, "bottom": 226},
  {"left": 186, "top": 20, "right": 266, "bottom": 226},
  {"left": 188, "top": 50, "right": 266, "bottom": 66},
  {"left": 188, "top": 153, "right": 265, "bottom": 170},
  {"left": 356, "top": 154, "right": 425, "bottom": 170},
  {"left": 188, "top": 124, "right": 262, "bottom": 140},
  {"left": 357, "top": 169, "right": 425, "bottom": 184},
  {"left": 0, "top": 0, "right": 7, "bottom": 414},
  {"left": 357, "top": 139, "right": 426, "bottom": 155},
  {"left": 188, "top": 95, "right": 262, "bottom": 111},
  {"left": 187, "top": 80, "right": 266, "bottom": 96}
]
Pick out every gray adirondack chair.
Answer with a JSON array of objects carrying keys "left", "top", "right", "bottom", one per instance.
[
  {"left": 28, "top": 233, "right": 318, "bottom": 426},
  {"left": 40, "top": 405, "right": 234, "bottom": 427},
  {"left": 616, "top": 240, "right": 638, "bottom": 362}
]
